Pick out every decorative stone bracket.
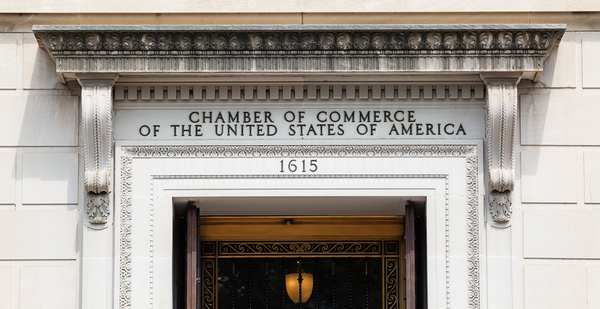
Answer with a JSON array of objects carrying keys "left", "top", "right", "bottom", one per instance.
[
  {"left": 79, "top": 74, "right": 119, "bottom": 224},
  {"left": 480, "top": 73, "right": 521, "bottom": 222}
]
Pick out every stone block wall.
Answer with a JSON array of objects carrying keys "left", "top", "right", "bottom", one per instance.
[
  {"left": 516, "top": 30, "right": 600, "bottom": 309},
  {"left": 0, "top": 32, "right": 80, "bottom": 309}
]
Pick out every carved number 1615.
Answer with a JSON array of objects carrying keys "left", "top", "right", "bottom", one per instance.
[{"left": 280, "top": 159, "right": 318, "bottom": 173}]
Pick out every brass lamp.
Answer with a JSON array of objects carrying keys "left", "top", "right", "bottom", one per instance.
[{"left": 285, "top": 261, "right": 313, "bottom": 303}]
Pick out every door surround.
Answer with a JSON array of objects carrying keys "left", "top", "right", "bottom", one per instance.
[{"left": 115, "top": 142, "right": 481, "bottom": 308}]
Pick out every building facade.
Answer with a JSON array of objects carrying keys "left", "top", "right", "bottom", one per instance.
[{"left": 1, "top": 2, "right": 599, "bottom": 309}]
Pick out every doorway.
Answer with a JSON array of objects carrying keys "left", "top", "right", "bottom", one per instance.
[{"left": 174, "top": 211, "right": 426, "bottom": 309}]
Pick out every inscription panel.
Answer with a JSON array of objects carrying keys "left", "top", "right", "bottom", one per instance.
[{"left": 114, "top": 107, "right": 484, "bottom": 140}]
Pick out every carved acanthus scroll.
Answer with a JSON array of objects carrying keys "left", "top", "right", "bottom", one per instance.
[
  {"left": 79, "top": 75, "right": 118, "bottom": 224},
  {"left": 481, "top": 73, "right": 521, "bottom": 222}
]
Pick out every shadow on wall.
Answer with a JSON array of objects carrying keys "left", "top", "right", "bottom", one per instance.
[
  {"left": 15, "top": 33, "right": 80, "bottom": 207},
  {"left": 519, "top": 30, "right": 569, "bottom": 189}
]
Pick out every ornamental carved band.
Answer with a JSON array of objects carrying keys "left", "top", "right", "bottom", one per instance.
[
  {"left": 218, "top": 241, "right": 382, "bottom": 256},
  {"left": 33, "top": 26, "right": 563, "bottom": 52},
  {"left": 485, "top": 80, "right": 518, "bottom": 222},
  {"left": 81, "top": 82, "right": 114, "bottom": 224}
]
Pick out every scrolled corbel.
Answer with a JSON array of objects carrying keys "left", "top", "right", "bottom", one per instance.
[
  {"left": 480, "top": 73, "right": 521, "bottom": 223},
  {"left": 78, "top": 74, "right": 119, "bottom": 224}
]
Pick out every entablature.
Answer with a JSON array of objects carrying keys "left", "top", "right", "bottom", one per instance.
[{"left": 31, "top": 24, "right": 566, "bottom": 225}]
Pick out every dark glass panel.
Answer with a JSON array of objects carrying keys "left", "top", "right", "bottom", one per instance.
[{"left": 215, "top": 257, "right": 382, "bottom": 309}]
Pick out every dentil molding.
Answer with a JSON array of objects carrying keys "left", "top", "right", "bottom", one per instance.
[{"left": 114, "top": 83, "right": 485, "bottom": 102}]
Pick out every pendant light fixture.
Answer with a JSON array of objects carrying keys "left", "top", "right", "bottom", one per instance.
[{"left": 285, "top": 260, "right": 313, "bottom": 304}]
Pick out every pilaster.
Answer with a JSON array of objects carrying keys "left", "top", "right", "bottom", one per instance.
[
  {"left": 480, "top": 72, "right": 521, "bottom": 309},
  {"left": 77, "top": 74, "right": 119, "bottom": 309}
]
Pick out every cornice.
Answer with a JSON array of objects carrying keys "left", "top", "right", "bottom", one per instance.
[{"left": 33, "top": 24, "right": 566, "bottom": 78}]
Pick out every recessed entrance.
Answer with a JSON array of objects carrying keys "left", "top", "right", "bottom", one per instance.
[{"left": 173, "top": 205, "right": 427, "bottom": 309}]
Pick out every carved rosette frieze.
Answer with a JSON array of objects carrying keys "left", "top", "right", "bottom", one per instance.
[
  {"left": 80, "top": 77, "right": 117, "bottom": 224},
  {"left": 481, "top": 74, "right": 520, "bottom": 222}
]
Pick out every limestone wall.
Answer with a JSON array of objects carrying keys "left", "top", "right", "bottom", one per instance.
[
  {"left": 0, "top": 0, "right": 599, "bottom": 13},
  {"left": 515, "top": 29, "right": 600, "bottom": 309},
  {"left": 0, "top": 32, "right": 80, "bottom": 309}
]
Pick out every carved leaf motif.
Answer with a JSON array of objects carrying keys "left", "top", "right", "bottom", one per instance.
[
  {"left": 478, "top": 32, "right": 494, "bottom": 49},
  {"left": 515, "top": 31, "right": 530, "bottom": 49},
  {"left": 282, "top": 33, "right": 299, "bottom": 50},
  {"left": 353, "top": 32, "right": 371, "bottom": 49},
  {"left": 210, "top": 33, "right": 227, "bottom": 50},
  {"left": 319, "top": 32, "right": 335, "bottom": 50},
  {"left": 193, "top": 33, "right": 210, "bottom": 50},
  {"left": 140, "top": 33, "right": 157, "bottom": 50},
  {"left": 371, "top": 33, "right": 386, "bottom": 49},
  {"left": 426, "top": 32, "right": 442, "bottom": 49},
  {"left": 264, "top": 33, "right": 280, "bottom": 50},
  {"left": 388, "top": 32, "right": 406, "bottom": 49},
  {"left": 495, "top": 32, "right": 513, "bottom": 49},
  {"left": 462, "top": 32, "right": 478, "bottom": 49},
  {"left": 536, "top": 32, "right": 551, "bottom": 49},
  {"left": 87, "top": 193, "right": 110, "bottom": 224},
  {"left": 44, "top": 33, "right": 60, "bottom": 50},
  {"left": 174, "top": 33, "right": 192, "bottom": 50},
  {"left": 407, "top": 32, "right": 422, "bottom": 49},
  {"left": 443, "top": 32, "right": 458, "bottom": 50},
  {"left": 71, "top": 33, "right": 86, "bottom": 50},
  {"left": 489, "top": 191, "right": 512, "bottom": 222},
  {"left": 157, "top": 34, "right": 172, "bottom": 50},
  {"left": 105, "top": 33, "right": 121, "bottom": 49},
  {"left": 249, "top": 33, "right": 263, "bottom": 50},
  {"left": 123, "top": 33, "right": 138, "bottom": 50},
  {"left": 336, "top": 32, "right": 352, "bottom": 50},
  {"left": 229, "top": 33, "right": 243, "bottom": 49},
  {"left": 84, "top": 33, "right": 102, "bottom": 50},
  {"left": 300, "top": 33, "right": 317, "bottom": 49}
]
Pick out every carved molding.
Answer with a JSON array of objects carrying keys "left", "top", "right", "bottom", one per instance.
[
  {"left": 481, "top": 73, "right": 519, "bottom": 222},
  {"left": 80, "top": 75, "right": 118, "bottom": 224},
  {"left": 124, "top": 144, "right": 475, "bottom": 158},
  {"left": 33, "top": 25, "right": 565, "bottom": 77},
  {"left": 119, "top": 150, "right": 133, "bottom": 308},
  {"left": 119, "top": 144, "right": 480, "bottom": 309},
  {"left": 464, "top": 145, "right": 480, "bottom": 308}
]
